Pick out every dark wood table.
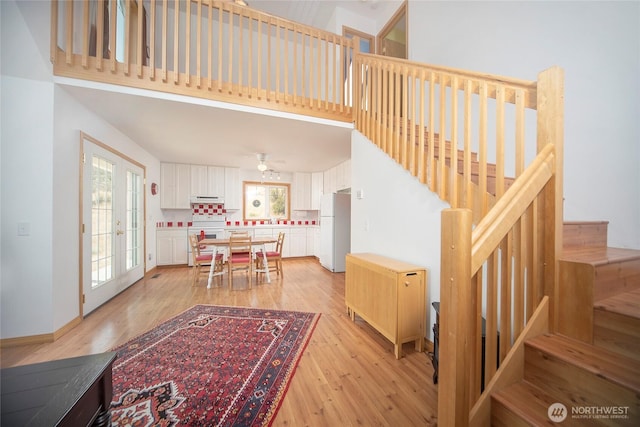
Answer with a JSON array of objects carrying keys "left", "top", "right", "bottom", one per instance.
[{"left": 1, "top": 352, "right": 117, "bottom": 426}]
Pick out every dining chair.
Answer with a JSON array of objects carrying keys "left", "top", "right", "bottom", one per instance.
[
  {"left": 189, "top": 234, "right": 223, "bottom": 286},
  {"left": 227, "top": 234, "right": 253, "bottom": 289},
  {"left": 255, "top": 232, "right": 285, "bottom": 278}
]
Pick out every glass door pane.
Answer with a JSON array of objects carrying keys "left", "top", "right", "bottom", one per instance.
[
  {"left": 126, "top": 169, "right": 142, "bottom": 270},
  {"left": 91, "top": 155, "right": 115, "bottom": 287}
]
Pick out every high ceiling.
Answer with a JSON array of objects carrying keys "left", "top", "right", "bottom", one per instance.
[{"left": 55, "top": 0, "right": 402, "bottom": 173}]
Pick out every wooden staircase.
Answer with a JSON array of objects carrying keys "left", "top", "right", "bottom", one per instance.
[
  {"left": 404, "top": 125, "right": 515, "bottom": 197},
  {"left": 491, "top": 221, "right": 640, "bottom": 426}
]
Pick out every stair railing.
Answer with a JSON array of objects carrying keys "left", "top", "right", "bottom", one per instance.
[
  {"left": 352, "top": 57, "right": 564, "bottom": 425},
  {"left": 50, "top": 0, "right": 358, "bottom": 122}
]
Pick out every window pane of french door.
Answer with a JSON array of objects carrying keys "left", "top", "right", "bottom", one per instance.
[
  {"left": 126, "top": 170, "right": 142, "bottom": 270},
  {"left": 92, "top": 155, "right": 115, "bottom": 287}
]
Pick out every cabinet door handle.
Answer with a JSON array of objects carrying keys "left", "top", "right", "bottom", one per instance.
[{"left": 405, "top": 281, "right": 410, "bottom": 287}]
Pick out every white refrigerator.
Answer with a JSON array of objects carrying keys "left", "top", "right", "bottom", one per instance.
[{"left": 320, "top": 193, "right": 351, "bottom": 272}]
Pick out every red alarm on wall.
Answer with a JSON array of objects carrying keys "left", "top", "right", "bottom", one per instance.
[{"left": 151, "top": 182, "right": 158, "bottom": 195}]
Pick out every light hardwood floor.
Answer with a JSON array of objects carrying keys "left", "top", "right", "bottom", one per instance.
[{"left": 1, "top": 257, "right": 438, "bottom": 426}]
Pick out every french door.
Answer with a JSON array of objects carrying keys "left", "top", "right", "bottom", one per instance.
[{"left": 82, "top": 134, "right": 145, "bottom": 315}]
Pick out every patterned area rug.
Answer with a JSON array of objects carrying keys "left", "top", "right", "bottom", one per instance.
[{"left": 109, "top": 305, "right": 320, "bottom": 426}]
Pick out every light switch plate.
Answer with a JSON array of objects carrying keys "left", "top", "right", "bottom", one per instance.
[{"left": 17, "top": 222, "right": 30, "bottom": 236}]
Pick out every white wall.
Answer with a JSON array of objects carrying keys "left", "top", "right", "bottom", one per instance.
[
  {"left": 408, "top": 0, "right": 640, "bottom": 250},
  {"left": 1, "top": 75, "right": 56, "bottom": 339},
  {"left": 51, "top": 85, "right": 163, "bottom": 333},
  {"left": 1, "top": 0, "right": 56, "bottom": 339},
  {"left": 351, "top": 131, "right": 449, "bottom": 340},
  {"left": 1, "top": 0, "right": 163, "bottom": 339}
]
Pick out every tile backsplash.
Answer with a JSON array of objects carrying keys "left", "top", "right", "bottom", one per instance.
[
  {"left": 192, "top": 204, "right": 226, "bottom": 218},
  {"left": 157, "top": 203, "right": 319, "bottom": 228}
]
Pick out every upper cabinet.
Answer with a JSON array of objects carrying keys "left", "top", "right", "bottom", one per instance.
[
  {"left": 293, "top": 172, "right": 324, "bottom": 210},
  {"left": 190, "top": 165, "right": 225, "bottom": 197},
  {"left": 324, "top": 160, "right": 350, "bottom": 194},
  {"left": 160, "top": 163, "right": 191, "bottom": 209},
  {"left": 337, "top": 159, "right": 351, "bottom": 191},
  {"left": 190, "top": 165, "right": 208, "bottom": 196},
  {"left": 160, "top": 162, "right": 331, "bottom": 211},
  {"left": 208, "top": 166, "right": 226, "bottom": 197},
  {"left": 224, "top": 167, "right": 241, "bottom": 210},
  {"left": 311, "top": 172, "right": 323, "bottom": 210},
  {"left": 292, "top": 172, "right": 311, "bottom": 210},
  {"left": 161, "top": 163, "right": 235, "bottom": 209}
]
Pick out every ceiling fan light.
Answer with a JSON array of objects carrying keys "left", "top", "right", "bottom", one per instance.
[{"left": 257, "top": 162, "right": 268, "bottom": 172}]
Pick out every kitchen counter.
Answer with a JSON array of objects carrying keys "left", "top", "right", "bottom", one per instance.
[
  {"left": 155, "top": 221, "right": 317, "bottom": 230},
  {"left": 226, "top": 221, "right": 317, "bottom": 228}
]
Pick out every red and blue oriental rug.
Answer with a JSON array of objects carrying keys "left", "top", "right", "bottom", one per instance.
[{"left": 109, "top": 305, "right": 320, "bottom": 426}]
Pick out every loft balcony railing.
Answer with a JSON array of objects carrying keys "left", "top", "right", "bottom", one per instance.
[{"left": 50, "top": 0, "right": 358, "bottom": 122}]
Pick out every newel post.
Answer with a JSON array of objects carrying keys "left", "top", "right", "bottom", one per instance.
[
  {"left": 438, "top": 208, "right": 474, "bottom": 426},
  {"left": 536, "top": 66, "right": 564, "bottom": 332}
]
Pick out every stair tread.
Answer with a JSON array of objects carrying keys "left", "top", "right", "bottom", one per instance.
[
  {"left": 594, "top": 288, "right": 640, "bottom": 319},
  {"left": 526, "top": 333, "right": 640, "bottom": 393},
  {"left": 493, "top": 381, "right": 584, "bottom": 426},
  {"left": 559, "top": 246, "right": 640, "bottom": 266}
]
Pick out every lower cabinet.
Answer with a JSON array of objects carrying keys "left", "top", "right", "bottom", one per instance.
[
  {"left": 156, "top": 229, "right": 188, "bottom": 265},
  {"left": 288, "top": 228, "right": 307, "bottom": 257},
  {"left": 223, "top": 226, "right": 315, "bottom": 258},
  {"left": 345, "top": 253, "right": 427, "bottom": 359}
]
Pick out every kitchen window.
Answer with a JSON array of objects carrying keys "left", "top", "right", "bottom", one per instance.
[{"left": 243, "top": 181, "right": 290, "bottom": 221}]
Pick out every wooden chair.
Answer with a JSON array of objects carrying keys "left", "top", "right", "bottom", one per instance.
[
  {"left": 255, "top": 232, "right": 285, "bottom": 278},
  {"left": 189, "top": 234, "right": 223, "bottom": 286},
  {"left": 227, "top": 234, "right": 253, "bottom": 289}
]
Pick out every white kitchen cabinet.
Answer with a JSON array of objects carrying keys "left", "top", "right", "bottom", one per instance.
[
  {"left": 160, "top": 163, "right": 191, "bottom": 209},
  {"left": 306, "top": 227, "right": 316, "bottom": 256},
  {"left": 156, "top": 228, "right": 188, "bottom": 265},
  {"left": 311, "top": 172, "right": 323, "bottom": 210},
  {"left": 336, "top": 159, "right": 351, "bottom": 191},
  {"left": 208, "top": 166, "right": 225, "bottom": 198},
  {"left": 313, "top": 227, "right": 321, "bottom": 257},
  {"left": 292, "top": 172, "right": 312, "bottom": 210},
  {"left": 225, "top": 228, "right": 255, "bottom": 239},
  {"left": 288, "top": 227, "right": 307, "bottom": 257},
  {"left": 253, "top": 228, "right": 277, "bottom": 253},
  {"left": 191, "top": 165, "right": 225, "bottom": 198},
  {"left": 324, "top": 167, "right": 336, "bottom": 195},
  {"left": 190, "top": 165, "right": 208, "bottom": 196},
  {"left": 224, "top": 168, "right": 241, "bottom": 210}
]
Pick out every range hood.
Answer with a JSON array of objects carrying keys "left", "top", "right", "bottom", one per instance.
[{"left": 190, "top": 195, "right": 224, "bottom": 205}]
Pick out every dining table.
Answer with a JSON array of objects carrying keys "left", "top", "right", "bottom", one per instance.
[{"left": 200, "top": 237, "right": 278, "bottom": 288}]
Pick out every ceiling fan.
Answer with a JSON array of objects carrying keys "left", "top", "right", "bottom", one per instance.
[{"left": 257, "top": 153, "right": 269, "bottom": 172}]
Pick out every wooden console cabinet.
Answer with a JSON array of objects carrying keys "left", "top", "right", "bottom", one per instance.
[
  {"left": 1, "top": 352, "right": 117, "bottom": 426},
  {"left": 345, "top": 253, "right": 427, "bottom": 359}
]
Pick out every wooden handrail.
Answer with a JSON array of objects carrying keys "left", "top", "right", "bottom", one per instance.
[{"left": 471, "top": 143, "right": 555, "bottom": 275}]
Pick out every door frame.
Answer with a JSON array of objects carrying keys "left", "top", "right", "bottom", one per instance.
[
  {"left": 377, "top": 0, "right": 408, "bottom": 59},
  {"left": 79, "top": 131, "right": 147, "bottom": 317},
  {"left": 342, "top": 25, "right": 375, "bottom": 54}
]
